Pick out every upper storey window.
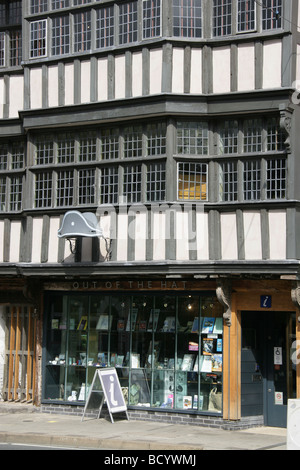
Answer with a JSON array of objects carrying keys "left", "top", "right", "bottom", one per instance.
[
  {"left": 237, "top": 0, "right": 255, "bottom": 32},
  {"left": 26, "top": 0, "right": 284, "bottom": 61},
  {"left": 213, "top": 0, "right": 282, "bottom": 37},
  {"left": 173, "top": 0, "right": 202, "bottom": 38},
  {"left": 119, "top": 1, "right": 138, "bottom": 45},
  {"left": 262, "top": 0, "right": 282, "bottom": 30},
  {"left": 0, "top": 0, "right": 22, "bottom": 67}
]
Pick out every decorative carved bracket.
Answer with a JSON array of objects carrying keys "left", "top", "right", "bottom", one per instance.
[
  {"left": 216, "top": 279, "right": 232, "bottom": 327},
  {"left": 291, "top": 281, "right": 300, "bottom": 310},
  {"left": 279, "top": 106, "right": 293, "bottom": 153}
]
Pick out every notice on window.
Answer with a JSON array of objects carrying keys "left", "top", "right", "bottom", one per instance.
[{"left": 274, "top": 347, "right": 283, "bottom": 365}]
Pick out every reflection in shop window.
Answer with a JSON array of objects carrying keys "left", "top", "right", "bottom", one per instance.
[{"left": 43, "top": 293, "right": 223, "bottom": 414}]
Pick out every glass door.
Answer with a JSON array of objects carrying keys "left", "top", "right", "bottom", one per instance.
[{"left": 265, "top": 312, "right": 296, "bottom": 428}]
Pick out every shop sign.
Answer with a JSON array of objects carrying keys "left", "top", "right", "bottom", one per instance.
[
  {"left": 260, "top": 295, "right": 272, "bottom": 308},
  {"left": 45, "top": 279, "right": 215, "bottom": 291},
  {"left": 82, "top": 368, "right": 128, "bottom": 423},
  {"left": 274, "top": 347, "right": 283, "bottom": 365},
  {"left": 275, "top": 391, "right": 283, "bottom": 405}
]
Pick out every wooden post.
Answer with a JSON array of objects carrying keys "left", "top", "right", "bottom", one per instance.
[
  {"left": 8, "top": 307, "right": 16, "bottom": 401},
  {"left": 13, "top": 306, "right": 21, "bottom": 400},
  {"left": 223, "top": 293, "right": 241, "bottom": 420}
]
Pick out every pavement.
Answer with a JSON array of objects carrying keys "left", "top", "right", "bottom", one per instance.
[{"left": 0, "top": 401, "right": 289, "bottom": 451}]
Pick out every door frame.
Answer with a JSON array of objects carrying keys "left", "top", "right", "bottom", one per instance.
[{"left": 223, "top": 284, "right": 300, "bottom": 424}]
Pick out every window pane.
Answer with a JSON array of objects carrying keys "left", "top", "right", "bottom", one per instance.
[
  {"left": 35, "top": 172, "right": 53, "bottom": 208},
  {"left": 124, "top": 126, "right": 143, "bottom": 158},
  {"left": 30, "top": 0, "right": 48, "bottom": 14},
  {"left": 238, "top": 0, "right": 256, "bottom": 32},
  {"left": 0, "top": 32, "right": 4, "bottom": 66},
  {"left": 0, "top": 176, "right": 6, "bottom": 211},
  {"left": 30, "top": 20, "right": 47, "bottom": 58},
  {"left": 219, "top": 120, "right": 238, "bottom": 154},
  {"left": 57, "top": 134, "right": 75, "bottom": 163},
  {"left": 10, "top": 30, "right": 22, "bottom": 66},
  {"left": 219, "top": 161, "right": 238, "bottom": 201},
  {"left": 262, "top": 0, "right": 282, "bottom": 30},
  {"left": 177, "top": 162, "right": 207, "bottom": 201},
  {"left": 101, "top": 129, "right": 119, "bottom": 160},
  {"left": 173, "top": 0, "right": 202, "bottom": 38},
  {"left": 10, "top": 175, "right": 22, "bottom": 211},
  {"left": 213, "top": 0, "right": 232, "bottom": 36},
  {"left": 266, "top": 158, "right": 286, "bottom": 199},
  {"left": 57, "top": 170, "right": 74, "bottom": 206},
  {"left": 243, "top": 160, "right": 261, "bottom": 201},
  {"left": 123, "top": 164, "right": 142, "bottom": 203},
  {"left": 143, "top": 0, "right": 161, "bottom": 39},
  {"left": 147, "top": 122, "right": 166, "bottom": 156},
  {"left": 96, "top": 6, "right": 114, "bottom": 48},
  {"left": 78, "top": 168, "right": 95, "bottom": 205},
  {"left": 74, "top": 11, "right": 91, "bottom": 52},
  {"left": 35, "top": 139, "right": 54, "bottom": 165},
  {"left": 51, "top": 0, "right": 70, "bottom": 9},
  {"left": 146, "top": 162, "right": 166, "bottom": 202},
  {"left": 52, "top": 16, "right": 70, "bottom": 56},
  {"left": 79, "top": 134, "right": 97, "bottom": 162},
  {"left": 177, "top": 122, "right": 208, "bottom": 155},
  {"left": 119, "top": 1, "right": 138, "bottom": 45},
  {"left": 243, "top": 119, "right": 262, "bottom": 153},
  {"left": 101, "top": 167, "right": 119, "bottom": 204}
]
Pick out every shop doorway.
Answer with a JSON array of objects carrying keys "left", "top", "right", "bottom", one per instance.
[
  {"left": 241, "top": 311, "right": 296, "bottom": 428},
  {"left": 2, "top": 305, "right": 37, "bottom": 402}
]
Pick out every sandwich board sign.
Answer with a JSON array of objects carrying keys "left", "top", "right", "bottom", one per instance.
[{"left": 82, "top": 368, "right": 128, "bottom": 423}]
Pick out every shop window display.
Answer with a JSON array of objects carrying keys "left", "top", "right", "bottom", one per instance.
[{"left": 43, "top": 292, "right": 223, "bottom": 414}]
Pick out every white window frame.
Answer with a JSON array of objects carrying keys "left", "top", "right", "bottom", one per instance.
[{"left": 30, "top": 19, "right": 47, "bottom": 58}]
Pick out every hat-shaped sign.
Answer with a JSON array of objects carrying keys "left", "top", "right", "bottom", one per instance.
[{"left": 58, "top": 211, "right": 103, "bottom": 238}]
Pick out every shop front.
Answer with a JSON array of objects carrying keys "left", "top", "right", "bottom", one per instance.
[
  {"left": 38, "top": 277, "right": 300, "bottom": 427},
  {"left": 42, "top": 280, "right": 224, "bottom": 416}
]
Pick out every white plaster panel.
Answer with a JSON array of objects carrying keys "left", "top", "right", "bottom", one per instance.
[
  {"left": 9, "top": 75, "right": 24, "bottom": 117},
  {"left": 237, "top": 43, "right": 255, "bottom": 91},
  {"left": 176, "top": 210, "right": 189, "bottom": 260},
  {"left": 134, "top": 211, "right": 147, "bottom": 261},
  {"left": 221, "top": 213, "right": 238, "bottom": 260},
  {"left": 190, "top": 48, "right": 202, "bottom": 94},
  {"left": 0, "top": 220, "right": 4, "bottom": 263},
  {"left": 132, "top": 51, "right": 143, "bottom": 97},
  {"left": 117, "top": 213, "right": 128, "bottom": 261},
  {"left": 31, "top": 217, "right": 43, "bottom": 263},
  {"left": 243, "top": 211, "right": 262, "bottom": 260},
  {"left": 196, "top": 211, "right": 209, "bottom": 260},
  {"left": 30, "top": 68, "right": 42, "bottom": 109},
  {"left": 48, "top": 65, "right": 59, "bottom": 108},
  {"left": 263, "top": 40, "right": 282, "bottom": 89},
  {"left": 297, "top": 44, "right": 300, "bottom": 83},
  {"left": 48, "top": 217, "right": 60, "bottom": 263},
  {"left": 81, "top": 60, "right": 90, "bottom": 104},
  {"left": 269, "top": 210, "right": 286, "bottom": 260},
  {"left": 115, "top": 55, "right": 126, "bottom": 99},
  {"left": 150, "top": 49, "right": 162, "bottom": 95},
  {"left": 64, "top": 63, "right": 74, "bottom": 105},
  {"left": 97, "top": 57, "right": 108, "bottom": 101},
  {"left": 213, "top": 46, "right": 231, "bottom": 93},
  {"left": 152, "top": 211, "right": 165, "bottom": 260},
  {"left": 9, "top": 221, "right": 21, "bottom": 262},
  {"left": 172, "top": 48, "right": 184, "bottom": 94}
]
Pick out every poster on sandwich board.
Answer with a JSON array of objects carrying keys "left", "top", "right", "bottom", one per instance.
[{"left": 82, "top": 368, "right": 128, "bottom": 423}]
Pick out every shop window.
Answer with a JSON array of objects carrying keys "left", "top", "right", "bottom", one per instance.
[{"left": 43, "top": 292, "right": 223, "bottom": 414}]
